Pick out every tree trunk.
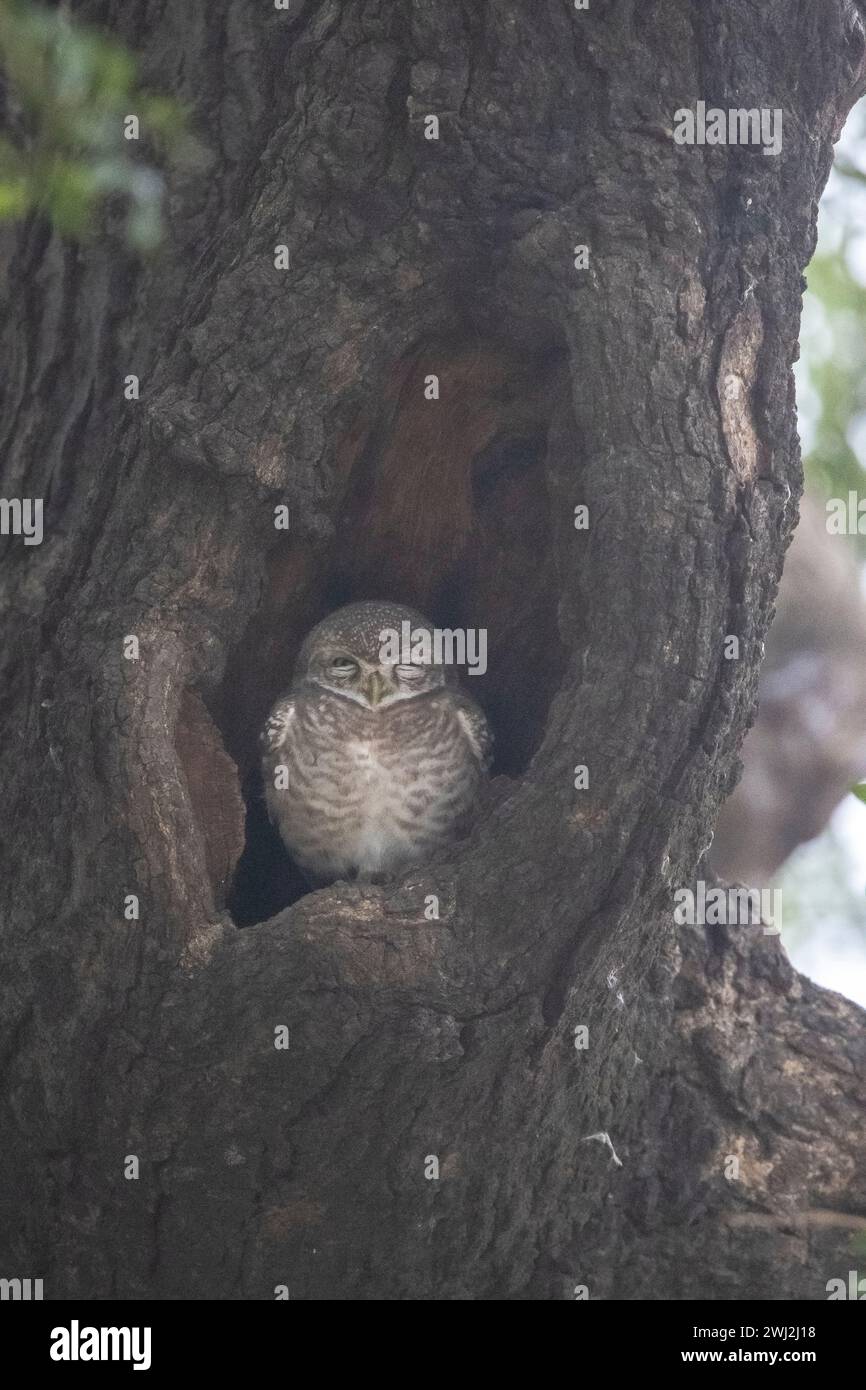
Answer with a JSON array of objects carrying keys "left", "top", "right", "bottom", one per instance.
[{"left": 2, "top": 0, "right": 865, "bottom": 1301}]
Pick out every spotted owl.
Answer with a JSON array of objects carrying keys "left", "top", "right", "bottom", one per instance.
[{"left": 261, "top": 600, "right": 492, "bottom": 881}]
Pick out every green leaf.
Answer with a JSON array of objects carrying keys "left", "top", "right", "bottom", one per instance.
[
  {"left": 0, "top": 178, "right": 30, "bottom": 217},
  {"left": 0, "top": 0, "right": 204, "bottom": 251}
]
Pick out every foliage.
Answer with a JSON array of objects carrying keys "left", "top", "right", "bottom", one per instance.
[
  {"left": 0, "top": 0, "right": 198, "bottom": 250},
  {"left": 798, "top": 102, "right": 866, "bottom": 556}
]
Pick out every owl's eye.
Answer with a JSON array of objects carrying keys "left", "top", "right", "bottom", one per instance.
[
  {"left": 328, "top": 657, "right": 358, "bottom": 679},
  {"left": 395, "top": 664, "right": 426, "bottom": 681}
]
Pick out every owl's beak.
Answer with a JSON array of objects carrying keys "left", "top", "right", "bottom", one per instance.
[{"left": 362, "top": 670, "right": 388, "bottom": 706}]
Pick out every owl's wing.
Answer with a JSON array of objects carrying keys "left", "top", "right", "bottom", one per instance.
[
  {"left": 453, "top": 692, "right": 493, "bottom": 772},
  {"left": 261, "top": 696, "right": 297, "bottom": 753}
]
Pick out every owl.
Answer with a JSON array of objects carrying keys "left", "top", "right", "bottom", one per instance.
[{"left": 261, "top": 600, "right": 492, "bottom": 881}]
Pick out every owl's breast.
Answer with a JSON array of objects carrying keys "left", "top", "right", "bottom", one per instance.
[{"left": 264, "top": 690, "right": 484, "bottom": 877}]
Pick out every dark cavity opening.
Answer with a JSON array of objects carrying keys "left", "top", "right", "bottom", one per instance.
[{"left": 212, "top": 332, "right": 569, "bottom": 926}]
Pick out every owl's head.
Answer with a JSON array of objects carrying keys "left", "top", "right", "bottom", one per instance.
[{"left": 296, "top": 600, "right": 452, "bottom": 709}]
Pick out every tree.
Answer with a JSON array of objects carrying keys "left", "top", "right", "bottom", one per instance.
[{"left": 1, "top": 0, "right": 865, "bottom": 1301}]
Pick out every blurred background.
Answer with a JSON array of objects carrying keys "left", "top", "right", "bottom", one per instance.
[
  {"left": 2, "top": 4, "right": 865, "bottom": 1003},
  {"left": 713, "top": 100, "right": 866, "bottom": 1006}
]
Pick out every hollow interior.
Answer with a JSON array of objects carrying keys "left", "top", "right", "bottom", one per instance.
[{"left": 197, "top": 331, "right": 571, "bottom": 925}]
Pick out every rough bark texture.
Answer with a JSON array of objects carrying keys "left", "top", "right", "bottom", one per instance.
[{"left": 1, "top": 0, "right": 865, "bottom": 1300}]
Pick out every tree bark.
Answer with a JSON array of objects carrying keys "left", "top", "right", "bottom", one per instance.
[{"left": 1, "top": 0, "right": 865, "bottom": 1300}]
